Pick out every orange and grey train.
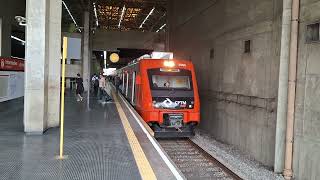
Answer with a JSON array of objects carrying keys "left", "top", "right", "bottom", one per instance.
[{"left": 115, "top": 58, "right": 200, "bottom": 138}]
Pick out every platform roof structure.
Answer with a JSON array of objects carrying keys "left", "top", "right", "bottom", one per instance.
[{"left": 62, "top": 0, "right": 167, "bottom": 33}]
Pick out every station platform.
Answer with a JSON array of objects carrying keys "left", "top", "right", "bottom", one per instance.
[{"left": 0, "top": 89, "right": 184, "bottom": 180}]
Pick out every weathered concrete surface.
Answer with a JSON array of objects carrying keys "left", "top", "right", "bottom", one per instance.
[
  {"left": 274, "top": 0, "right": 292, "bottom": 172},
  {"left": 168, "top": 0, "right": 283, "bottom": 167},
  {"left": 293, "top": 0, "right": 320, "bottom": 179},
  {"left": 47, "top": 0, "right": 62, "bottom": 128},
  {"left": 24, "top": 0, "right": 49, "bottom": 133},
  {"left": 24, "top": 0, "right": 61, "bottom": 133},
  {"left": 92, "top": 30, "right": 162, "bottom": 51},
  {"left": 82, "top": 11, "right": 90, "bottom": 91}
]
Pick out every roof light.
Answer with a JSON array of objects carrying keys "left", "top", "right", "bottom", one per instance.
[
  {"left": 11, "top": 35, "right": 25, "bottom": 45},
  {"left": 62, "top": 1, "right": 81, "bottom": 32},
  {"left": 156, "top": 23, "right": 166, "bottom": 33},
  {"left": 118, "top": 5, "right": 126, "bottom": 28},
  {"left": 93, "top": 2, "right": 99, "bottom": 27},
  {"left": 164, "top": 60, "right": 175, "bottom": 67},
  {"left": 139, "top": 7, "right": 155, "bottom": 29}
]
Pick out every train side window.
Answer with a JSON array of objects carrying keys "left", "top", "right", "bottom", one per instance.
[
  {"left": 126, "top": 72, "right": 129, "bottom": 97},
  {"left": 131, "top": 72, "right": 136, "bottom": 104},
  {"left": 122, "top": 73, "right": 125, "bottom": 93}
]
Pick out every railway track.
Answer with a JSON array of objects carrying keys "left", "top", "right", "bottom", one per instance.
[{"left": 158, "top": 139, "right": 241, "bottom": 180}]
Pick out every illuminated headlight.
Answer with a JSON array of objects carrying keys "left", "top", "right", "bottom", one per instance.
[
  {"left": 189, "top": 105, "right": 193, "bottom": 108},
  {"left": 153, "top": 101, "right": 160, "bottom": 108},
  {"left": 164, "top": 60, "right": 175, "bottom": 67}
]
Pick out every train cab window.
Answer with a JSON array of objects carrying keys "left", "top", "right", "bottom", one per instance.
[
  {"left": 148, "top": 68, "right": 193, "bottom": 91},
  {"left": 152, "top": 75, "right": 191, "bottom": 89}
]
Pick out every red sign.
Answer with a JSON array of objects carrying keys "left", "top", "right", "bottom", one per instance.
[{"left": 0, "top": 57, "right": 25, "bottom": 71}]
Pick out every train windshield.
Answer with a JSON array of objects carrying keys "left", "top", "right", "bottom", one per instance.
[
  {"left": 148, "top": 68, "right": 193, "bottom": 91},
  {"left": 151, "top": 75, "right": 191, "bottom": 90}
]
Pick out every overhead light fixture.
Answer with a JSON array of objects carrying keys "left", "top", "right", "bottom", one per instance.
[
  {"left": 156, "top": 23, "right": 166, "bottom": 32},
  {"left": 163, "top": 60, "right": 175, "bottom": 67},
  {"left": 11, "top": 35, "right": 25, "bottom": 45},
  {"left": 139, "top": 7, "right": 155, "bottom": 29},
  {"left": 62, "top": 1, "right": 81, "bottom": 32},
  {"left": 93, "top": 2, "right": 99, "bottom": 27},
  {"left": 15, "top": 16, "right": 26, "bottom": 26},
  {"left": 118, "top": 5, "right": 126, "bottom": 28}
]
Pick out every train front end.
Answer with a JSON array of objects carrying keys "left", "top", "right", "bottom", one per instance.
[{"left": 140, "top": 59, "right": 200, "bottom": 138}]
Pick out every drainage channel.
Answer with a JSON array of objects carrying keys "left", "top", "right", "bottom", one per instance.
[{"left": 158, "top": 139, "right": 242, "bottom": 180}]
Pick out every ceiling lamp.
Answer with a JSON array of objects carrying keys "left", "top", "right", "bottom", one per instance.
[
  {"left": 139, "top": 7, "right": 155, "bottom": 29},
  {"left": 118, "top": 5, "right": 126, "bottom": 28},
  {"left": 156, "top": 23, "right": 166, "bottom": 32},
  {"left": 110, "top": 53, "right": 120, "bottom": 63},
  {"left": 11, "top": 35, "right": 25, "bottom": 45},
  {"left": 62, "top": 1, "right": 81, "bottom": 32},
  {"left": 93, "top": 2, "right": 99, "bottom": 27}
]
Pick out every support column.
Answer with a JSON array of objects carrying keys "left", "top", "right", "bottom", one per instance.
[
  {"left": 82, "top": 11, "right": 90, "bottom": 92},
  {"left": 47, "top": 0, "right": 62, "bottom": 128},
  {"left": 274, "top": 0, "right": 292, "bottom": 172},
  {"left": 24, "top": 0, "right": 61, "bottom": 133}
]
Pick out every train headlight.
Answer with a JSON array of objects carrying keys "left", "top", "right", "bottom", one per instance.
[
  {"left": 153, "top": 101, "right": 160, "bottom": 108},
  {"left": 164, "top": 60, "right": 175, "bottom": 67}
]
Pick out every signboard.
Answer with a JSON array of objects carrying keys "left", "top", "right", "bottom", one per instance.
[{"left": 0, "top": 57, "right": 25, "bottom": 71}]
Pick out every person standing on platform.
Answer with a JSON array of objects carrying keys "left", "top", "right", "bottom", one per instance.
[
  {"left": 76, "top": 73, "right": 84, "bottom": 102},
  {"left": 98, "top": 74, "right": 106, "bottom": 101},
  {"left": 115, "top": 75, "right": 120, "bottom": 92},
  {"left": 91, "top": 73, "right": 99, "bottom": 96}
]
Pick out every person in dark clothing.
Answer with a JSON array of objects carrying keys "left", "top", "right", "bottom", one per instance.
[
  {"left": 92, "top": 74, "right": 99, "bottom": 96},
  {"left": 76, "top": 73, "right": 84, "bottom": 102},
  {"left": 115, "top": 76, "right": 120, "bottom": 92}
]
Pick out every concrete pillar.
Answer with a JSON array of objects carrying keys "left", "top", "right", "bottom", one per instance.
[
  {"left": 24, "top": 0, "right": 61, "bottom": 133},
  {"left": 82, "top": 11, "right": 90, "bottom": 91},
  {"left": 47, "top": 0, "right": 62, "bottom": 128},
  {"left": 274, "top": 0, "right": 292, "bottom": 172}
]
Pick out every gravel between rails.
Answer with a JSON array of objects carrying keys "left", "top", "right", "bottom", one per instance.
[
  {"left": 190, "top": 129, "right": 284, "bottom": 180},
  {"left": 158, "top": 138, "right": 241, "bottom": 180}
]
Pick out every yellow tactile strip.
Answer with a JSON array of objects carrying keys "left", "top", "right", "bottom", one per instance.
[{"left": 113, "top": 92, "right": 157, "bottom": 180}]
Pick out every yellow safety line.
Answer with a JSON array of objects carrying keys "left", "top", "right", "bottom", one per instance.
[
  {"left": 59, "top": 37, "right": 68, "bottom": 159},
  {"left": 113, "top": 92, "right": 157, "bottom": 180}
]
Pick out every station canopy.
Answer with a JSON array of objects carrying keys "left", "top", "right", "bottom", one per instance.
[{"left": 62, "top": 0, "right": 167, "bottom": 32}]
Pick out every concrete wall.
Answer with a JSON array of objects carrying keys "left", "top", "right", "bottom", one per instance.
[
  {"left": 169, "top": 0, "right": 283, "bottom": 167},
  {"left": 92, "top": 29, "right": 160, "bottom": 50},
  {"left": 293, "top": 0, "right": 320, "bottom": 179},
  {"left": 0, "top": 71, "right": 24, "bottom": 102}
]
